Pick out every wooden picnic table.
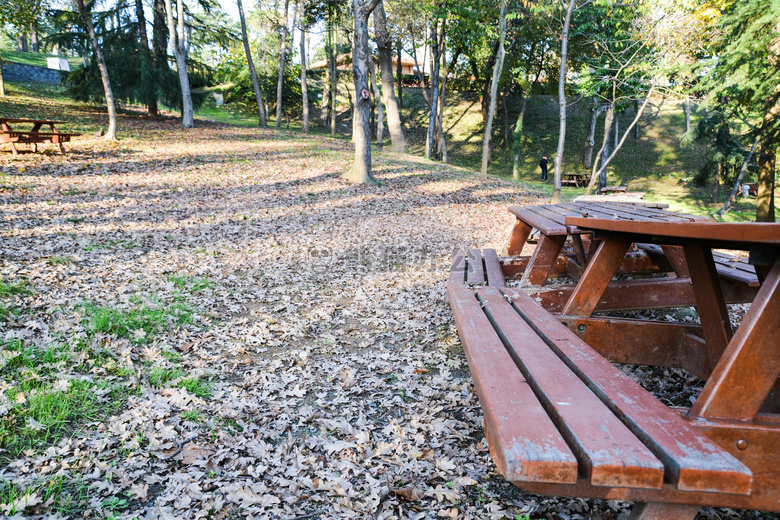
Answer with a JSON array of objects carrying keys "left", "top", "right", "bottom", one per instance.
[
  {"left": 519, "top": 214, "right": 780, "bottom": 515},
  {"left": 504, "top": 201, "right": 759, "bottom": 313},
  {"left": 448, "top": 208, "right": 780, "bottom": 519},
  {"left": 505, "top": 201, "right": 690, "bottom": 286},
  {"left": 562, "top": 173, "right": 586, "bottom": 187},
  {"left": 0, "top": 117, "right": 79, "bottom": 155}
]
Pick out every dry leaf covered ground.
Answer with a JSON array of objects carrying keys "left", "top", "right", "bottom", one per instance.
[{"left": 0, "top": 96, "right": 774, "bottom": 520}]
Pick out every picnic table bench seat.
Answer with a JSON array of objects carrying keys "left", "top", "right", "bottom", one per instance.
[{"left": 448, "top": 249, "right": 753, "bottom": 517}]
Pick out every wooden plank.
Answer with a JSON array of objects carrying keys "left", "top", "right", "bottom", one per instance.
[
  {"left": 565, "top": 217, "right": 780, "bottom": 246},
  {"left": 505, "top": 220, "right": 533, "bottom": 256},
  {"left": 449, "top": 250, "right": 466, "bottom": 285},
  {"left": 691, "top": 262, "right": 780, "bottom": 420},
  {"left": 507, "top": 206, "right": 568, "bottom": 235},
  {"left": 483, "top": 249, "right": 506, "bottom": 288},
  {"left": 661, "top": 245, "right": 689, "bottom": 277},
  {"left": 447, "top": 284, "right": 579, "bottom": 483},
  {"left": 479, "top": 287, "right": 665, "bottom": 489},
  {"left": 467, "top": 249, "right": 485, "bottom": 285},
  {"left": 517, "top": 415, "right": 780, "bottom": 511},
  {"left": 561, "top": 238, "right": 629, "bottom": 316},
  {"left": 628, "top": 503, "right": 699, "bottom": 520},
  {"left": 526, "top": 275, "right": 758, "bottom": 314},
  {"left": 520, "top": 234, "right": 567, "bottom": 286},
  {"left": 555, "top": 316, "right": 703, "bottom": 371},
  {"left": 504, "top": 288, "right": 753, "bottom": 495},
  {"left": 684, "top": 243, "right": 732, "bottom": 376}
]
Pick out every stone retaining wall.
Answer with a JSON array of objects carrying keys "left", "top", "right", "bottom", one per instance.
[{"left": 1, "top": 62, "right": 68, "bottom": 85}]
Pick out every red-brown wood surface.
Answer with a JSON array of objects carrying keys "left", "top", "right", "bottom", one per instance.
[
  {"left": 482, "top": 249, "right": 506, "bottom": 288},
  {"left": 628, "top": 503, "right": 700, "bottom": 520},
  {"left": 503, "top": 287, "right": 753, "bottom": 494},
  {"left": 528, "top": 277, "right": 757, "bottom": 314},
  {"left": 449, "top": 250, "right": 466, "bottom": 284},
  {"left": 554, "top": 316, "right": 704, "bottom": 374},
  {"left": 565, "top": 217, "right": 780, "bottom": 246},
  {"left": 0, "top": 118, "right": 68, "bottom": 124},
  {"left": 479, "top": 287, "right": 665, "bottom": 489},
  {"left": 561, "top": 238, "right": 629, "bottom": 316},
  {"left": 447, "top": 283, "right": 579, "bottom": 483},
  {"left": 506, "top": 220, "right": 533, "bottom": 256},
  {"left": 518, "top": 413, "right": 780, "bottom": 511},
  {"left": 684, "top": 243, "right": 733, "bottom": 376},
  {"left": 507, "top": 206, "right": 569, "bottom": 236},
  {"left": 467, "top": 249, "right": 485, "bottom": 285},
  {"left": 691, "top": 262, "right": 780, "bottom": 420},
  {"left": 520, "top": 234, "right": 567, "bottom": 286}
]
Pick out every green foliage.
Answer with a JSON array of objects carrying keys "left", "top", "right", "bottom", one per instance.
[{"left": 80, "top": 299, "right": 193, "bottom": 344}]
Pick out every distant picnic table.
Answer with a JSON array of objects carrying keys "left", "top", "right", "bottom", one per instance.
[
  {"left": 449, "top": 201, "right": 780, "bottom": 519},
  {"left": 0, "top": 117, "right": 80, "bottom": 155}
]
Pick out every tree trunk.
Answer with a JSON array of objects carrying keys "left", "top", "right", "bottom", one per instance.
[
  {"left": 30, "top": 25, "right": 39, "bottom": 52},
  {"left": 320, "top": 23, "right": 331, "bottom": 127},
  {"left": 551, "top": 0, "right": 576, "bottom": 203},
  {"left": 756, "top": 145, "right": 777, "bottom": 222},
  {"left": 410, "top": 37, "right": 431, "bottom": 108},
  {"left": 718, "top": 140, "right": 759, "bottom": 217},
  {"left": 153, "top": 0, "right": 169, "bottom": 78},
  {"left": 479, "top": 0, "right": 508, "bottom": 182},
  {"left": 166, "top": 0, "right": 194, "bottom": 128},
  {"left": 75, "top": 0, "right": 118, "bottom": 140},
  {"left": 613, "top": 109, "right": 619, "bottom": 149},
  {"left": 238, "top": 0, "right": 268, "bottom": 127},
  {"left": 396, "top": 38, "right": 403, "bottom": 110},
  {"left": 136, "top": 0, "right": 158, "bottom": 116},
  {"left": 501, "top": 88, "right": 509, "bottom": 149},
  {"left": 426, "top": 20, "right": 441, "bottom": 160},
  {"left": 17, "top": 36, "right": 27, "bottom": 52},
  {"left": 480, "top": 40, "right": 500, "bottom": 126},
  {"left": 368, "top": 57, "right": 383, "bottom": 150},
  {"left": 756, "top": 88, "right": 780, "bottom": 222},
  {"left": 275, "top": 0, "right": 290, "bottom": 130},
  {"left": 634, "top": 99, "right": 640, "bottom": 139},
  {"left": 374, "top": 1, "right": 405, "bottom": 153},
  {"left": 712, "top": 161, "right": 721, "bottom": 203},
  {"left": 343, "top": 0, "right": 382, "bottom": 184},
  {"left": 0, "top": 53, "right": 6, "bottom": 97},
  {"left": 685, "top": 96, "right": 691, "bottom": 134},
  {"left": 512, "top": 93, "right": 527, "bottom": 180},
  {"left": 583, "top": 102, "right": 605, "bottom": 169},
  {"left": 437, "top": 35, "right": 449, "bottom": 163},
  {"left": 330, "top": 20, "right": 337, "bottom": 137},
  {"left": 585, "top": 88, "right": 656, "bottom": 195},
  {"left": 298, "top": 0, "right": 309, "bottom": 134}
]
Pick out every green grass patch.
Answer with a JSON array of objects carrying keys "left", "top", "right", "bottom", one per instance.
[
  {"left": 148, "top": 366, "right": 184, "bottom": 387},
  {"left": 0, "top": 377, "right": 127, "bottom": 458},
  {"left": 0, "top": 50, "right": 82, "bottom": 69},
  {"left": 46, "top": 256, "right": 75, "bottom": 266},
  {"left": 0, "top": 278, "right": 32, "bottom": 297},
  {"left": 195, "top": 104, "right": 261, "bottom": 127},
  {"left": 168, "top": 274, "right": 213, "bottom": 292},
  {"left": 80, "top": 298, "right": 193, "bottom": 344},
  {"left": 178, "top": 376, "right": 211, "bottom": 398},
  {"left": 0, "top": 475, "right": 95, "bottom": 517}
]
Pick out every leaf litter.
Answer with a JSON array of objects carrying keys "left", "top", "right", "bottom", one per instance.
[{"left": 0, "top": 114, "right": 773, "bottom": 520}]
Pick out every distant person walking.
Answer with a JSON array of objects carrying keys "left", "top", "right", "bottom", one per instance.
[{"left": 539, "top": 156, "right": 548, "bottom": 181}]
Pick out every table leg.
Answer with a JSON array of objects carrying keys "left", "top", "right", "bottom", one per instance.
[
  {"left": 683, "top": 243, "right": 732, "bottom": 376},
  {"left": 661, "top": 245, "right": 689, "bottom": 277},
  {"left": 571, "top": 234, "right": 588, "bottom": 266},
  {"left": 561, "top": 237, "right": 629, "bottom": 317},
  {"left": 690, "top": 261, "right": 780, "bottom": 420},
  {"left": 627, "top": 503, "right": 699, "bottom": 520},
  {"left": 505, "top": 220, "right": 533, "bottom": 256},
  {"left": 520, "top": 234, "right": 567, "bottom": 286}
]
